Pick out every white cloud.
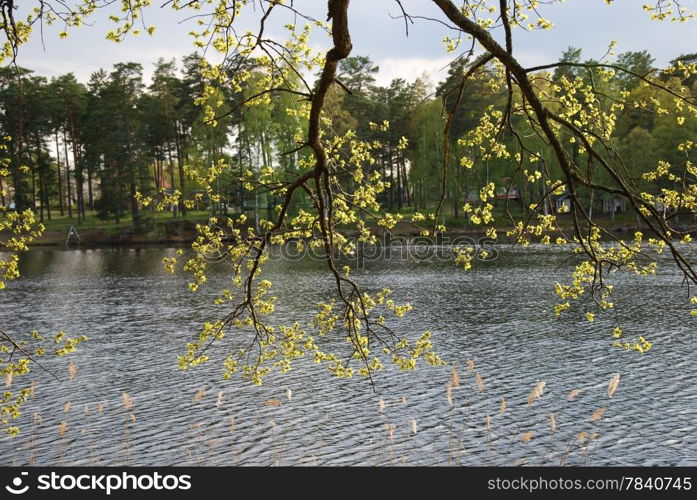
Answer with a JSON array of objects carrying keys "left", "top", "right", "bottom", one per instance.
[
  {"left": 20, "top": 45, "right": 185, "bottom": 85},
  {"left": 374, "top": 56, "right": 453, "bottom": 87}
]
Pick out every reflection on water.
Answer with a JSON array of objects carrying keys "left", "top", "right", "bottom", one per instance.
[{"left": 0, "top": 246, "right": 695, "bottom": 465}]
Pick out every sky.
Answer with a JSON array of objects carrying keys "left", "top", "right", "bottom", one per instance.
[{"left": 13, "top": 0, "right": 697, "bottom": 88}]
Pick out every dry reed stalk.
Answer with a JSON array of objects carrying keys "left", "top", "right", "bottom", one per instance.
[
  {"left": 385, "top": 423, "right": 395, "bottom": 442},
  {"left": 5, "top": 372, "right": 12, "bottom": 387},
  {"left": 411, "top": 419, "right": 418, "bottom": 434},
  {"left": 378, "top": 399, "right": 385, "bottom": 413},
  {"left": 265, "top": 399, "right": 282, "bottom": 407},
  {"left": 83, "top": 403, "right": 89, "bottom": 415},
  {"left": 446, "top": 395, "right": 456, "bottom": 466},
  {"left": 528, "top": 381, "right": 546, "bottom": 405},
  {"left": 68, "top": 361, "right": 77, "bottom": 380},
  {"left": 63, "top": 401, "right": 72, "bottom": 413},
  {"left": 486, "top": 414, "right": 492, "bottom": 432},
  {"left": 521, "top": 431, "right": 534, "bottom": 443},
  {"left": 29, "top": 413, "right": 42, "bottom": 467},
  {"left": 29, "top": 380, "right": 35, "bottom": 397},
  {"left": 548, "top": 413, "right": 557, "bottom": 433},
  {"left": 216, "top": 391, "right": 224, "bottom": 408},
  {"left": 499, "top": 397, "right": 506, "bottom": 414},
  {"left": 121, "top": 394, "right": 134, "bottom": 466},
  {"left": 450, "top": 364, "right": 461, "bottom": 387},
  {"left": 475, "top": 372, "right": 485, "bottom": 393},
  {"left": 590, "top": 407, "right": 607, "bottom": 421},
  {"left": 193, "top": 387, "right": 206, "bottom": 402},
  {"left": 567, "top": 389, "right": 580, "bottom": 401},
  {"left": 608, "top": 374, "right": 620, "bottom": 398},
  {"left": 59, "top": 421, "right": 69, "bottom": 436},
  {"left": 229, "top": 417, "right": 237, "bottom": 432},
  {"left": 577, "top": 431, "right": 588, "bottom": 444},
  {"left": 286, "top": 389, "right": 292, "bottom": 401},
  {"left": 121, "top": 392, "right": 133, "bottom": 410},
  {"left": 467, "top": 360, "right": 475, "bottom": 372},
  {"left": 97, "top": 402, "right": 104, "bottom": 413}
]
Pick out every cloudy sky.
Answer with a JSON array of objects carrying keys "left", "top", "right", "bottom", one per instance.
[{"left": 15, "top": 0, "right": 697, "bottom": 87}]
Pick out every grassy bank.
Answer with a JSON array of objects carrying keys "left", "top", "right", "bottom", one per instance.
[
  {"left": 17, "top": 204, "right": 691, "bottom": 247},
  {"left": 30, "top": 210, "right": 211, "bottom": 246}
]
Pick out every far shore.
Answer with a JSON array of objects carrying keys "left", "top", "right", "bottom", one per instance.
[{"left": 19, "top": 216, "right": 694, "bottom": 248}]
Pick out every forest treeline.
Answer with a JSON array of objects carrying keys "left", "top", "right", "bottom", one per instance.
[{"left": 1, "top": 48, "right": 696, "bottom": 228}]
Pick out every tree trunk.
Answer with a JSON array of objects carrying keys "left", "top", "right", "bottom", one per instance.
[
  {"left": 175, "top": 122, "right": 186, "bottom": 216},
  {"left": 87, "top": 165, "right": 94, "bottom": 210},
  {"left": 401, "top": 159, "right": 410, "bottom": 207},
  {"left": 121, "top": 92, "right": 139, "bottom": 229},
  {"left": 154, "top": 157, "right": 161, "bottom": 191},
  {"left": 69, "top": 117, "right": 84, "bottom": 222},
  {"left": 260, "top": 132, "right": 274, "bottom": 220},
  {"left": 13, "top": 114, "right": 26, "bottom": 211},
  {"left": 45, "top": 175, "right": 51, "bottom": 221},
  {"left": 64, "top": 130, "right": 72, "bottom": 218},
  {"left": 55, "top": 131, "right": 64, "bottom": 216},
  {"left": 167, "top": 146, "right": 176, "bottom": 217},
  {"left": 396, "top": 151, "right": 402, "bottom": 211},
  {"left": 37, "top": 169, "right": 43, "bottom": 222},
  {"left": 30, "top": 164, "right": 36, "bottom": 210},
  {"left": 34, "top": 131, "right": 43, "bottom": 221},
  {"left": 382, "top": 157, "right": 389, "bottom": 210}
]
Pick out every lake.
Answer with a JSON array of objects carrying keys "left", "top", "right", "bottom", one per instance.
[{"left": 0, "top": 245, "right": 695, "bottom": 466}]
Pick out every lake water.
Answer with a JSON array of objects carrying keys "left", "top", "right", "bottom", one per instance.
[{"left": 0, "top": 245, "right": 695, "bottom": 466}]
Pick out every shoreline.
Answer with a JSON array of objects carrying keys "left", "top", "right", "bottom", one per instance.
[{"left": 25, "top": 222, "right": 691, "bottom": 248}]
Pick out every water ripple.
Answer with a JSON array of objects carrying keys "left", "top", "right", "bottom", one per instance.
[{"left": 0, "top": 247, "right": 695, "bottom": 466}]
